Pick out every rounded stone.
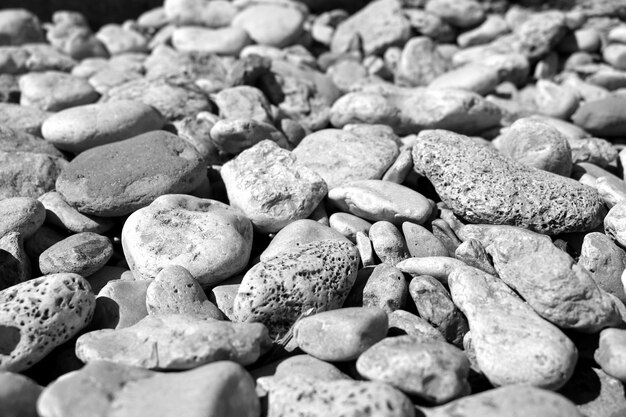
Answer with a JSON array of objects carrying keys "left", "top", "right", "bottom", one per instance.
[
  {"left": 0, "top": 372, "right": 42, "bottom": 417},
  {"left": 41, "top": 100, "right": 165, "bottom": 153},
  {"left": 387, "top": 310, "right": 446, "bottom": 341},
  {"left": 571, "top": 96, "right": 626, "bottom": 138},
  {"left": 56, "top": 130, "right": 206, "bottom": 217},
  {"left": 39, "top": 232, "right": 113, "bottom": 277},
  {"left": 328, "top": 212, "right": 372, "bottom": 242},
  {"left": 38, "top": 191, "right": 114, "bottom": 234},
  {"left": 172, "top": 26, "right": 250, "bottom": 55},
  {"left": 294, "top": 307, "right": 388, "bottom": 361},
  {"left": 122, "top": 194, "right": 253, "bottom": 287},
  {"left": 92, "top": 279, "right": 150, "bottom": 330},
  {"left": 18, "top": 71, "right": 99, "bottom": 112},
  {"left": 369, "top": 221, "right": 409, "bottom": 265},
  {"left": 402, "top": 222, "right": 448, "bottom": 258},
  {"left": 232, "top": 4, "right": 305, "bottom": 48},
  {"left": 0, "top": 197, "right": 45, "bottom": 239},
  {"left": 0, "top": 273, "right": 95, "bottom": 372},
  {"left": 0, "top": 151, "right": 67, "bottom": 200},
  {"left": 357, "top": 335, "right": 470, "bottom": 404},
  {"left": 362, "top": 263, "right": 408, "bottom": 313},
  {"left": 413, "top": 129, "right": 605, "bottom": 235},
  {"left": 328, "top": 179, "right": 432, "bottom": 226},
  {"left": 595, "top": 328, "right": 626, "bottom": 382},
  {"left": 579, "top": 232, "right": 626, "bottom": 304},
  {"left": 0, "top": 9, "right": 44, "bottom": 45}
]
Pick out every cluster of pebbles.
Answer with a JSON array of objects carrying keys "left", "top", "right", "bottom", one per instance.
[{"left": 2, "top": 0, "right": 626, "bottom": 416}]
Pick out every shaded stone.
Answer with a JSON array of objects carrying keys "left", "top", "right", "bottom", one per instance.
[
  {"left": 0, "top": 197, "right": 45, "bottom": 238},
  {"left": 0, "top": 125, "right": 62, "bottom": 157},
  {"left": 595, "top": 328, "right": 626, "bottom": 382},
  {"left": 38, "top": 192, "right": 114, "bottom": 234},
  {"left": 0, "top": 151, "right": 67, "bottom": 200},
  {"left": 0, "top": 372, "right": 42, "bottom": 417},
  {"left": 579, "top": 232, "right": 626, "bottom": 304},
  {"left": 571, "top": 96, "right": 626, "bottom": 138},
  {"left": 39, "top": 232, "right": 113, "bottom": 277},
  {"left": 387, "top": 310, "right": 446, "bottom": 342},
  {"left": 91, "top": 280, "right": 150, "bottom": 330},
  {"left": 369, "top": 221, "right": 409, "bottom": 265},
  {"left": 18, "top": 71, "right": 98, "bottom": 112},
  {"left": 362, "top": 264, "right": 408, "bottom": 313}
]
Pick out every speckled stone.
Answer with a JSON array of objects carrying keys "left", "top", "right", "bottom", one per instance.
[
  {"left": 412, "top": 129, "right": 605, "bottom": 234},
  {"left": 213, "top": 86, "right": 271, "bottom": 124},
  {"left": 39, "top": 232, "right": 113, "bottom": 277},
  {"left": 409, "top": 275, "right": 468, "bottom": 346},
  {"left": 267, "top": 376, "right": 414, "bottom": 417},
  {"left": 0, "top": 372, "right": 42, "bottom": 417},
  {"left": 146, "top": 265, "right": 223, "bottom": 320},
  {"left": 461, "top": 224, "right": 622, "bottom": 332},
  {"left": 294, "top": 307, "right": 388, "bottom": 361},
  {"left": 579, "top": 232, "right": 626, "bottom": 304},
  {"left": 122, "top": 194, "right": 253, "bottom": 287},
  {"left": 37, "top": 361, "right": 260, "bottom": 417},
  {"left": 56, "top": 131, "right": 205, "bottom": 217},
  {"left": 0, "top": 151, "right": 67, "bottom": 200},
  {"left": 362, "top": 263, "right": 408, "bottom": 313},
  {"left": 293, "top": 129, "right": 399, "bottom": 189},
  {"left": 0, "top": 197, "right": 45, "bottom": 238},
  {"left": 425, "top": 385, "right": 582, "bottom": 417},
  {"left": 76, "top": 314, "right": 271, "bottom": 370},
  {"left": 357, "top": 335, "right": 470, "bottom": 404},
  {"left": 221, "top": 140, "right": 328, "bottom": 234},
  {"left": 0, "top": 273, "right": 95, "bottom": 372},
  {"left": 233, "top": 240, "right": 359, "bottom": 337},
  {"left": 449, "top": 266, "right": 577, "bottom": 390}
]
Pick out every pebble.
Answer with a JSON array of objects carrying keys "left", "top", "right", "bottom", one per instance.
[
  {"left": 428, "top": 63, "right": 500, "bottom": 95},
  {"left": 95, "top": 24, "right": 148, "bottom": 55},
  {"left": 0, "top": 9, "right": 44, "bottom": 46},
  {"left": 232, "top": 3, "right": 306, "bottom": 48},
  {"left": 395, "top": 37, "right": 448, "bottom": 87},
  {"left": 449, "top": 266, "right": 578, "bottom": 390},
  {"left": 122, "top": 194, "right": 252, "bottom": 286},
  {"left": 38, "top": 191, "right": 114, "bottom": 234},
  {"left": 293, "top": 307, "right": 388, "bottom": 361},
  {"left": 357, "top": 335, "right": 470, "bottom": 404},
  {"left": 424, "top": 385, "right": 582, "bottom": 417},
  {"left": 387, "top": 309, "right": 446, "bottom": 342},
  {"left": 0, "top": 103, "right": 51, "bottom": 136},
  {"left": 578, "top": 232, "right": 626, "bottom": 304},
  {"left": 454, "top": 238, "right": 497, "bottom": 275},
  {"left": 233, "top": 240, "right": 359, "bottom": 337},
  {"left": 41, "top": 100, "right": 164, "bottom": 153},
  {"left": 0, "top": 273, "right": 95, "bottom": 372},
  {"left": 409, "top": 275, "right": 469, "bottom": 346},
  {"left": 362, "top": 263, "right": 408, "bottom": 313},
  {"left": 163, "top": 0, "right": 236, "bottom": 27},
  {"left": 209, "top": 118, "right": 288, "bottom": 155},
  {"left": 356, "top": 232, "right": 376, "bottom": 267},
  {"left": 260, "top": 219, "right": 350, "bottom": 262},
  {"left": 56, "top": 131, "right": 205, "bottom": 217},
  {"left": 0, "top": 372, "right": 42, "bottom": 417},
  {"left": 213, "top": 85, "right": 272, "bottom": 123},
  {"left": 534, "top": 79, "right": 580, "bottom": 120},
  {"left": 497, "top": 117, "right": 573, "bottom": 176},
  {"left": 0, "top": 197, "right": 45, "bottom": 238},
  {"left": 604, "top": 44, "right": 626, "bottom": 71},
  {"left": 328, "top": 212, "right": 372, "bottom": 242},
  {"left": 328, "top": 180, "right": 432, "bottom": 226},
  {"left": 413, "top": 129, "right": 605, "bottom": 234},
  {"left": 172, "top": 26, "right": 250, "bottom": 55},
  {"left": 396, "top": 256, "right": 467, "bottom": 285},
  {"left": 292, "top": 128, "right": 399, "bottom": 189},
  {"left": 37, "top": 360, "right": 260, "bottom": 417},
  {"left": 571, "top": 96, "right": 626, "bottom": 138},
  {"left": 272, "top": 354, "right": 350, "bottom": 382},
  {"left": 91, "top": 279, "right": 150, "bottom": 329},
  {"left": 76, "top": 314, "right": 270, "bottom": 370},
  {"left": 513, "top": 10, "right": 566, "bottom": 59},
  {"left": 39, "top": 232, "right": 113, "bottom": 277},
  {"left": 0, "top": 124, "right": 66, "bottom": 157},
  {"left": 426, "top": 0, "right": 485, "bottom": 28},
  {"left": 595, "top": 328, "right": 626, "bottom": 382},
  {"left": 369, "top": 221, "right": 409, "bottom": 265},
  {"left": 267, "top": 376, "right": 415, "bottom": 417},
  {"left": 462, "top": 224, "right": 622, "bottom": 332},
  {"left": 457, "top": 14, "right": 509, "bottom": 47},
  {"left": 0, "top": 151, "right": 67, "bottom": 200},
  {"left": 559, "top": 365, "right": 626, "bottom": 417},
  {"left": 221, "top": 140, "right": 327, "bottom": 234},
  {"left": 146, "top": 265, "right": 223, "bottom": 319},
  {"left": 402, "top": 222, "right": 449, "bottom": 258},
  {"left": 18, "top": 71, "right": 99, "bottom": 112}
]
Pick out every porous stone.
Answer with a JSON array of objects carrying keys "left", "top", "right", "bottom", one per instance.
[
  {"left": 595, "top": 328, "right": 626, "bottom": 382},
  {"left": 0, "top": 372, "right": 42, "bottom": 417},
  {"left": 357, "top": 335, "right": 470, "bottom": 404},
  {"left": 146, "top": 265, "right": 223, "bottom": 320},
  {"left": 221, "top": 140, "right": 327, "bottom": 234},
  {"left": 0, "top": 273, "right": 95, "bottom": 372},
  {"left": 41, "top": 101, "right": 164, "bottom": 153},
  {"left": 39, "top": 232, "right": 113, "bottom": 277},
  {"left": 412, "top": 129, "right": 605, "bottom": 234},
  {"left": 233, "top": 240, "right": 359, "bottom": 337},
  {"left": 38, "top": 192, "right": 114, "bottom": 234},
  {"left": 122, "top": 194, "right": 253, "bottom": 287},
  {"left": 362, "top": 263, "right": 407, "bottom": 313},
  {"left": 402, "top": 223, "right": 449, "bottom": 258},
  {"left": 461, "top": 224, "right": 622, "bottom": 332},
  {"left": 76, "top": 314, "right": 270, "bottom": 370},
  {"left": 497, "top": 118, "right": 573, "bottom": 176},
  {"left": 37, "top": 360, "right": 260, "bottom": 417},
  {"left": 293, "top": 129, "right": 399, "bottom": 189},
  {"left": 0, "top": 197, "right": 45, "bottom": 238},
  {"left": 0, "top": 151, "right": 67, "bottom": 200},
  {"left": 409, "top": 275, "right": 468, "bottom": 346},
  {"left": 449, "top": 266, "right": 578, "bottom": 390},
  {"left": 267, "top": 376, "right": 414, "bottom": 417},
  {"left": 294, "top": 307, "right": 388, "bottom": 361},
  {"left": 328, "top": 180, "right": 432, "bottom": 226},
  {"left": 18, "top": 71, "right": 99, "bottom": 112},
  {"left": 56, "top": 131, "right": 205, "bottom": 217},
  {"left": 579, "top": 232, "right": 626, "bottom": 304}
]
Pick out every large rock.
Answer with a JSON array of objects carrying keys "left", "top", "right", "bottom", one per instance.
[
  {"left": 122, "top": 194, "right": 253, "bottom": 287},
  {"left": 412, "top": 129, "right": 605, "bottom": 234}
]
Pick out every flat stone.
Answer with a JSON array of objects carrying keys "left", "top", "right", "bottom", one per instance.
[
  {"left": 0, "top": 197, "right": 44, "bottom": 238},
  {"left": 76, "top": 314, "right": 271, "bottom": 370},
  {"left": 260, "top": 219, "right": 350, "bottom": 262},
  {"left": 232, "top": 4, "right": 305, "bottom": 48},
  {"left": 38, "top": 192, "right": 114, "bottom": 234},
  {"left": 122, "top": 194, "right": 253, "bottom": 286},
  {"left": 448, "top": 265, "right": 578, "bottom": 390},
  {"left": 461, "top": 224, "right": 622, "bottom": 332},
  {"left": 19, "top": 71, "right": 98, "bottom": 112},
  {"left": 221, "top": 140, "right": 328, "bottom": 234},
  {"left": 0, "top": 273, "right": 95, "bottom": 372},
  {"left": 329, "top": 180, "right": 432, "bottom": 226},
  {"left": 357, "top": 335, "right": 470, "bottom": 404},
  {"left": 425, "top": 385, "right": 582, "bottom": 417},
  {"left": 0, "top": 151, "right": 67, "bottom": 200},
  {"left": 294, "top": 307, "right": 388, "bottom": 361},
  {"left": 146, "top": 265, "right": 223, "bottom": 320},
  {"left": 233, "top": 240, "right": 359, "bottom": 337},
  {"left": 56, "top": 131, "right": 205, "bottom": 217},
  {"left": 41, "top": 100, "right": 164, "bottom": 153},
  {"left": 39, "top": 232, "right": 112, "bottom": 277},
  {"left": 412, "top": 129, "right": 605, "bottom": 234},
  {"left": 0, "top": 372, "right": 42, "bottom": 417},
  {"left": 267, "top": 376, "right": 414, "bottom": 417},
  {"left": 37, "top": 360, "right": 260, "bottom": 417},
  {"left": 293, "top": 129, "right": 399, "bottom": 189},
  {"left": 579, "top": 232, "right": 626, "bottom": 304},
  {"left": 328, "top": 212, "right": 372, "bottom": 243}
]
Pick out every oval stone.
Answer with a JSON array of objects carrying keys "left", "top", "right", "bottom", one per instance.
[
  {"left": 0, "top": 197, "right": 45, "bottom": 238},
  {"left": 39, "top": 232, "right": 113, "bottom": 277},
  {"left": 56, "top": 130, "right": 205, "bottom": 217}
]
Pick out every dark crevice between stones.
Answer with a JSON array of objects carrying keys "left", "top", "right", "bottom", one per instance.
[{"left": 0, "top": 324, "right": 21, "bottom": 355}]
